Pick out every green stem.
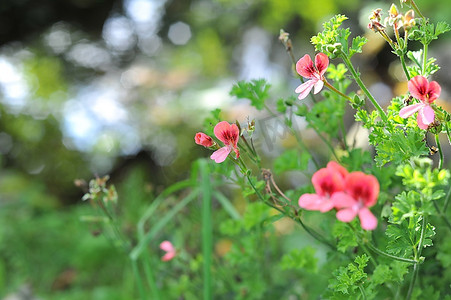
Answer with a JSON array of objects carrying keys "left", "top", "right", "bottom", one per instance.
[
  {"left": 445, "top": 122, "right": 451, "bottom": 146},
  {"left": 410, "top": 0, "right": 425, "bottom": 19},
  {"left": 324, "top": 81, "right": 352, "bottom": 101},
  {"left": 422, "top": 43, "right": 428, "bottom": 75},
  {"left": 444, "top": 184, "right": 451, "bottom": 212},
  {"left": 263, "top": 104, "right": 320, "bottom": 169},
  {"left": 340, "top": 53, "right": 388, "bottom": 122},
  {"left": 432, "top": 200, "right": 451, "bottom": 231},
  {"left": 366, "top": 242, "right": 417, "bottom": 264},
  {"left": 131, "top": 259, "right": 147, "bottom": 300},
  {"left": 400, "top": 54, "right": 411, "bottom": 80},
  {"left": 435, "top": 134, "right": 443, "bottom": 169},
  {"left": 142, "top": 253, "right": 161, "bottom": 300},
  {"left": 199, "top": 160, "right": 213, "bottom": 300},
  {"left": 406, "top": 216, "right": 427, "bottom": 300},
  {"left": 358, "top": 284, "right": 367, "bottom": 300}
]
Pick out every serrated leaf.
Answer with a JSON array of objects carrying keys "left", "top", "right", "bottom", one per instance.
[
  {"left": 332, "top": 221, "right": 358, "bottom": 253},
  {"left": 230, "top": 79, "right": 271, "bottom": 110},
  {"left": 385, "top": 224, "right": 414, "bottom": 258},
  {"left": 349, "top": 36, "right": 367, "bottom": 57}
]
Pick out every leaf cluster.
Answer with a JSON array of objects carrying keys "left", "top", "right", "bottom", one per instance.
[
  {"left": 230, "top": 79, "right": 271, "bottom": 110},
  {"left": 409, "top": 20, "right": 451, "bottom": 45}
]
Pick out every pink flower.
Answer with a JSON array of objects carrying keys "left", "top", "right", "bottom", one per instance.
[
  {"left": 399, "top": 75, "right": 441, "bottom": 129},
  {"left": 298, "top": 162, "right": 348, "bottom": 212},
  {"left": 160, "top": 241, "right": 176, "bottom": 261},
  {"left": 332, "top": 172, "right": 379, "bottom": 230},
  {"left": 210, "top": 121, "right": 240, "bottom": 163},
  {"left": 295, "top": 53, "right": 329, "bottom": 100},
  {"left": 195, "top": 132, "right": 214, "bottom": 147}
]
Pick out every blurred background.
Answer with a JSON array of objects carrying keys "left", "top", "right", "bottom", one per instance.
[{"left": 0, "top": 0, "right": 450, "bottom": 298}]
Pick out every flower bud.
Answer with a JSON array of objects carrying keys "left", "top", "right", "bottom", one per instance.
[{"left": 195, "top": 132, "right": 214, "bottom": 147}]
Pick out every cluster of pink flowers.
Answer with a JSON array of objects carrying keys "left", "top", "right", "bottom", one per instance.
[
  {"left": 195, "top": 121, "right": 240, "bottom": 163},
  {"left": 399, "top": 75, "right": 441, "bottom": 129},
  {"left": 299, "top": 162, "right": 379, "bottom": 230}
]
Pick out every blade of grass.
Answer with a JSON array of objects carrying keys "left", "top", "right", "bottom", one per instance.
[
  {"left": 199, "top": 159, "right": 213, "bottom": 300},
  {"left": 213, "top": 191, "right": 241, "bottom": 220},
  {"left": 130, "top": 188, "right": 199, "bottom": 260}
]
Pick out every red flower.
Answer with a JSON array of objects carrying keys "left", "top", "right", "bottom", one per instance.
[
  {"left": 399, "top": 75, "right": 441, "bottom": 129},
  {"left": 295, "top": 53, "right": 329, "bottom": 100},
  {"left": 298, "top": 162, "right": 347, "bottom": 212},
  {"left": 195, "top": 132, "right": 214, "bottom": 147},
  {"left": 210, "top": 121, "right": 240, "bottom": 163},
  {"left": 332, "top": 172, "right": 379, "bottom": 230},
  {"left": 160, "top": 241, "right": 176, "bottom": 261}
]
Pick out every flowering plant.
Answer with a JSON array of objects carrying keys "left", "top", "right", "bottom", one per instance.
[{"left": 82, "top": 1, "right": 451, "bottom": 299}]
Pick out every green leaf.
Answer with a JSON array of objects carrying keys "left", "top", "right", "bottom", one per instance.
[
  {"left": 332, "top": 221, "right": 358, "bottom": 253},
  {"left": 385, "top": 223, "right": 414, "bottom": 258},
  {"left": 280, "top": 246, "right": 318, "bottom": 272},
  {"left": 349, "top": 36, "right": 367, "bottom": 57},
  {"left": 273, "top": 149, "right": 311, "bottom": 174},
  {"left": 230, "top": 79, "right": 271, "bottom": 110},
  {"left": 390, "top": 191, "right": 421, "bottom": 224},
  {"left": 328, "top": 255, "right": 368, "bottom": 295}
]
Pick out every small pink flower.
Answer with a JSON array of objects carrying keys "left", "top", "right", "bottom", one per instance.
[
  {"left": 160, "top": 241, "right": 176, "bottom": 261},
  {"left": 210, "top": 121, "right": 240, "bottom": 163},
  {"left": 295, "top": 53, "right": 329, "bottom": 100},
  {"left": 195, "top": 132, "right": 214, "bottom": 147},
  {"left": 298, "top": 162, "right": 347, "bottom": 212},
  {"left": 332, "top": 172, "right": 379, "bottom": 230},
  {"left": 399, "top": 75, "right": 441, "bottom": 129}
]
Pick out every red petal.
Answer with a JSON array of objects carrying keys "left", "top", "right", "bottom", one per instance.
[
  {"left": 326, "top": 161, "right": 348, "bottom": 179},
  {"left": 344, "top": 172, "right": 379, "bottom": 207},
  {"left": 336, "top": 207, "right": 358, "bottom": 222},
  {"left": 296, "top": 54, "right": 315, "bottom": 78},
  {"left": 213, "top": 121, "right": 239, "bottom": 146},
  {"left": 358, "top": 207, "right": 378, "bottom": 230},
  {"left": 311, "top": 167, "right": 345, "bottom": 196},
  {"left": 427, "top": 80, "right": 441, "bottom": 103},
  {"left": 408, "top": 75, "right": 428, "bottom": 101},
  {"left": 331, "top": 191, "right": 356, "bottom": 209},
  {"left": 314, "top": 52, "right": 329, "bottom": 76}
]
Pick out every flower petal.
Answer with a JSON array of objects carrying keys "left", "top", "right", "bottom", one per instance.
[
  {"left": 161, "top": 251, "right": 176, "bottom": 261},
  {"left": 331, "top": 191, "right": 356, "bottom": 209},
  {"left": 312, "top": 168, "right": 345, "bottom": 196},
  {"left": 313, "top": 79, "right": 324, "bottom": 94},
  {"left": 296, "top": 54, "right": 315, "bottom": 78},
  {"left": 419, "top": 104, "right": 435, "bottom": 125},
  {"left": 295, "top": 79, "right": 316, "bottom": 100},
  {"left": 416, "top": 110, "right": 429, "bottom": 129},
  {"left": 427, "top": 80, "right": 441, "bottom": 102},
  {"left": 408, "top": 75, "right": 429, "bottom": 101},
  {"left": 344, "top": 172, "right": 380, "bottom": 207},
  {"left": 358, "top": 207, "right": 378, "bottom": 230},
  {"left": 298, "top": 194, "right": 323, "bottom": 210},
  {"left": 160, "top": 241, "right": 175, "bottom": 252},
  {"left": 336, "top": 207, "right": 358, "bottom": 222},
  {"left": 399, "top": 103, "right": 423, "bottom": 119},
  {"left": 326, "top": 161, "right": 348, "bottom": 179},
  {"left": 210, "top": 147, "right": 231, "bottom": 163},
  {"left": 315, "top": 52, "right": 329, "bottom": 76},
  {"left": 213, "top": 121, "right": 239, "bottom": 146}
]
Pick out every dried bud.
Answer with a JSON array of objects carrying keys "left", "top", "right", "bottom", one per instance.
[
  {"left": 402, "top": 9, "right": 416, "bottom": 30},
  {"left": 386, "top": 4, "right": 403, "bottom": 27}
]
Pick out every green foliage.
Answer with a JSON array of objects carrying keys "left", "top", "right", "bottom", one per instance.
[
  {"left": 385, "top": 223, "right": 414, "bottom": 257},
  {"left": 406, "top": 50, "right": 440, "bottom": 77},
  {"left": 409, "top": 20, "right": 451, "bottom": 45},
  {"left": 326, "top": 63, "right": 348, "bottom": 81},
  {"left": 311, "top": 14, "right": 367, "bottom": 59},
  {"left": 332, "top": 221, "right": 357, "bottom": 253},
  {"left": 273, "top": 149, "right": 311, "bottom": 174},
  {"left": 230, "top": 79, "right": 271, "bottom": 110},
  {"left": 327, "top": 255, "right": 369, "bottom": 297},
  {"left": 280, "top": 246, "right": 318, "bottom": 272}
]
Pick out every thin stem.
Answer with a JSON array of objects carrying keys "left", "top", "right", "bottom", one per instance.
[
  {"left": 324, "top": 80, "right": 352, "bottom": 101},
  {"left": 308, "top": 121, "right": 340, "bottom": 162},
  {"left": 131, "top": 259, "right": 147, "bottom": 300},
  {"left": 263, "top": 104, "right": 320, "bottom": 169},
  {"left": 340, "top": 53, "right": 388, "bottom": 122},
  {"left": 444, "top": 184, "right": 451, "bottom": 212},
  {"left": 410, "top": 0, "right": 425, "bottom": 19},
  {"left": 445, "top": 121, "right": 451, "bottom": 146},
  {"left": 366, "top": 242, "right": 417, "bottom": 264},
  {"left": 142, "top": 253, "right": 161, "bottom": 300},
  {"left": 435, "top": 134, "right": 443, "bottom": 169},
  {"left": 400, "top": 54, "right": 411, "bottom": 80},
  {"left": 406, "top": 216, "right": 427, "bottom": 300},
  {"left": 199, "top": 160, "right": 213, "bottom": 300},
  {"left": 422, "top": 43, "right": 428, "bottom": 75},
  {"left": 358, "top": 284, "right": 367, "bottom": 300},
  {"left": 432, "top": 200, "right": 451, "bottom": 231},
  {"left": 346, "top": 223, "right": 377, "bottom": 268}
]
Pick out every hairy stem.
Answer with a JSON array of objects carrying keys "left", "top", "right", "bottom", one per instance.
[{"left": 435, "top": 134, "right": 443, "bottom": 169}]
